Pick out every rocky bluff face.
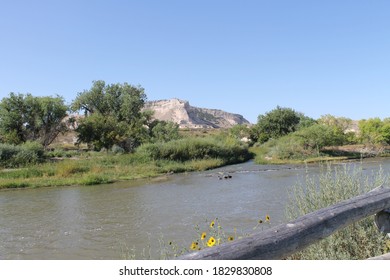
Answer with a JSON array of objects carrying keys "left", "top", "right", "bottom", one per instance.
[{"left": 143, "top": 98, "right": 250, "bottom": 129}]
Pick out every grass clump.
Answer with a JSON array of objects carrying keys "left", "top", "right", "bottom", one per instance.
[
  {"left": 137, "top": 136, "right": 251, "bottom": 164},
  {"left": 0, "top": 141, "right": 44, "bottom": 168},
  {"left": 287, "top": 163, "right": 389, "bottom": 259},
  {"left": 55, "top": 160, "right": 90, "bottom": 177}
]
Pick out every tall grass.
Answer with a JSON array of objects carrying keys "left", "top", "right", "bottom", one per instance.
[
  {"left": 0, "top": 141, "right": 44, "bottom": 168},
  {"left": 0, "top": 134, "right": 252, "bottom": 189},
  {"left": 137, "top": 136, "right": 251, "bottom": 164},
  {"left": 287, "top": 163, "right": 389, "bottom": 259}
]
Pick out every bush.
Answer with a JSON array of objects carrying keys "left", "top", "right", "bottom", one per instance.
[
  {"left": 0, "top": 141, "right": 44, "bottom": 167},
  {"left": 111, "top": 144, "right": 125, "bottom": 154},
  {"left": 257, "top": 124, "right": 349, "bottom": 161},
  {"left": 137, "top": 136, "right": 251, "bottom": 164},
  {"left": 287, "top": 164, "right": 389, "bottom": 259}
]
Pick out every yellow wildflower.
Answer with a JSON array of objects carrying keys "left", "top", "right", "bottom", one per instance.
[
  {"left": 190, "top": 242, "right": 199, "bottom": 251},
  {"left": 228, "top": 236, "right": 234, "bottom": 242},
  {"left": 207, "top": 237, "right": 216, "bottom": 247},
  {"left": 258, "top": 219, "right": 263, "bottom": 224},
  {"left": 201, "top": 232, "right": 207, "bottom": 240},
  {"left": 210, "top": 221, "right": 215, "bottom": 228},
  {"left": 266, "top": 215, "right": 270, "bottom": 222}
]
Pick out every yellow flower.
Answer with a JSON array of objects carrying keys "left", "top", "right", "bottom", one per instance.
[
  {"left": 228, "top": 236, "right": 234, "bottom": 242},
  {"left": 207, "top": 237, "right": 216, "bottom": 247},
  {"left": 266, "top": 215, "right": 270, "bottom": 222},
  {"left": 258, "top": 219, "right": 263, "bottom": 224},
  {"left": 210, "top": 221, "right": 215, "bottom": 228},
  {"left": 190, "top": 242, "right": 199, "bottom": 251},
  {"left": 201, "top": 232, "right": 207, "bottom": 240}
]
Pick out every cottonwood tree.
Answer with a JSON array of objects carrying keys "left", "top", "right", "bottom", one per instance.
[
  {"left": 72, "top": 80, "right": 148, "bottom": 151},
  {"left": 251, "top": 106, "right": 301, "bottom": 143},
  {"left": 358, "top": 118, "right": 390, "bottom": 145},
  {"left": 148, "top": 120, "right": 180, "bottom": 143},
  {"left": 0, "top": 93, "right": 68, "bottom": 148}
]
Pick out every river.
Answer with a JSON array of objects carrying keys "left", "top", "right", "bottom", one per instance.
[{"left": 0, "top": 158, "right": 388, "bottom": 259}]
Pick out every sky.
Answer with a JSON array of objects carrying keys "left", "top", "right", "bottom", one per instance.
[{"left": 1, "top": 0, "right": 389, "bottom": 124}]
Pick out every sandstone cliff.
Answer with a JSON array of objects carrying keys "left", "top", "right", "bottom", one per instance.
[{"left": 143, "top": 98, "right": 250, "bottom": 129}]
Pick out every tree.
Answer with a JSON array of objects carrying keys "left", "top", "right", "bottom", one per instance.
[
  {"left": 0, "top": 93, "right": 68, "bottom": 148},
  {"left": 251, "top": 106, "right": 301, "bottom": 143},
  {"left": 295, "top": 124, "right": 346, "bottom": 153},
  {"left": 229, "top": 124, "right": 251, "bottom": 141},
  {"left": 72, "top": 81, "right": 148, "bottom": 151},
  {"left": 318, "top": 114, "right": 352, "bottom": 132},
  {"left": 148, "top": 120, "right": 180, "bottom": 143},
  {"left": 358, "top": 118, "right": 390, "bottom": 145}
]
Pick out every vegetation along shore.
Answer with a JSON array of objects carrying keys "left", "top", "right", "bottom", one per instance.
[{"left": 1, "top": 80, "right": 390, "bottom": 189}]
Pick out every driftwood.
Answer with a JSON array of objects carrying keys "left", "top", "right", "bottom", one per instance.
[{"left": 179, "top": 186, "right": 390, "bottom": 260}]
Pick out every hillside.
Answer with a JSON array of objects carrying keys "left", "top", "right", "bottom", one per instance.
[{"left": 143, "top": 98, "right": 250, "bottom": 129}]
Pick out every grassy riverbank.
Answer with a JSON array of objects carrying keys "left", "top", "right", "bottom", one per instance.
[
  {"left": 250, "top": 144, "right": 390, "bottom": 165},
  {"left": 0, "top": 136, "right": 251, "bottom": 189}
]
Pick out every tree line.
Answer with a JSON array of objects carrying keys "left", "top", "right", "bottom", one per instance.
[
  {"left": 0, "top": 80, "right": 180, "bottom": 152},
  {"left": 1, "top": 81, "right": 389, "bottom": 156},
  {"left": 244, "top": 106, "right": 390, "bottom": 161}
]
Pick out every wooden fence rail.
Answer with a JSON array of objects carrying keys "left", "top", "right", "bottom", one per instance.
[{"left": 178, "top": 186, "right": 390, "bottom": 260}]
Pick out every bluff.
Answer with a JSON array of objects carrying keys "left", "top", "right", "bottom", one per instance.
[{"left": 143, "top": 98, "right": 250, "bottom": 129}]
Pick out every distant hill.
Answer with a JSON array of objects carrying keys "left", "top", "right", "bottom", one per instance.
[{"left": 143, "top": 98, "right": 250, "bottom": 129}]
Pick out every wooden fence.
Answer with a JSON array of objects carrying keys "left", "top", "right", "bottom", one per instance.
[{"left": 178, "top": 186, "right": 390, "bottom": 260}]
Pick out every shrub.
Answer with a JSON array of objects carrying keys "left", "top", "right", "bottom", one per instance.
[
  {"left": 111, "top": 144, "right": 125, "bottom": 154},
  {"left": 137, "top": 136, "right": 251, "bottom": 164},
  {"left": 0, "top": 142, "right": 44, "bottom": 167},
  {"left": 287, "top": 164, "right": 389, "bottom": 259}
]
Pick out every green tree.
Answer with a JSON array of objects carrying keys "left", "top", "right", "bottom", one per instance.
[
  {"left": 358, "top": 118, "right": 390, "bottom": 145},
  {"left": 72, "top": 81, "right": 148, "bottom": 151},
  {"left": 229, "top": 124, "right": 251, "bottom": 141},
  {"left": 148, "top": 120, "right": 180, "bottom": 143},
  {"left": 295, "top": 124, "right": 346, "bottom": 154},
  {"left": 319, "top": 114, "right": 352, "bottom": 132},
  {"left": 252, "top": 106, "right": 301, "bottom": 143},
  {"left": 0, "top": 93, "right": 68, "bottom": 148}
]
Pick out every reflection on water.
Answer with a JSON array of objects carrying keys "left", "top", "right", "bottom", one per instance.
[{"left": 0, "top": 159, "right": 388, "bottom": 259}]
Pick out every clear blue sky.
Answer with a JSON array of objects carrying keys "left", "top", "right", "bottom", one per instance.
[{"left": 1, "top": 0, "right": 389, "bottom": 123}]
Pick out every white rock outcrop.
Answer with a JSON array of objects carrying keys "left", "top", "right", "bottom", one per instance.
[{"left": 143, "top": 98, "right": 250, "bottom": 129}]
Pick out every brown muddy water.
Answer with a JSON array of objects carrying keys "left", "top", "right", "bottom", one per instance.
[{"left": 0, "top": 159, "right": 388, "bottom": 259}]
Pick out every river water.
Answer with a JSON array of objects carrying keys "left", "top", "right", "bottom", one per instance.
[{"left": 0, "top": 159, "right": 388, "bottom": 259}]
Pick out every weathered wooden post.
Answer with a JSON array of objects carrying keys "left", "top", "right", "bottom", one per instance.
[
  {"left": 374, "top": 209, "right": 390, "bottom": 234},
  {"left": 179, "top": 186, "right": 390, "bottom": 260}
]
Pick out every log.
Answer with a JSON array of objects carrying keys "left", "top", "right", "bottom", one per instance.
[
  {"left": 179, "top": 186, "right": 390, "bottom": 260},
  {"left": 368, "top": 253, "right": 390, "bottom": 260}
]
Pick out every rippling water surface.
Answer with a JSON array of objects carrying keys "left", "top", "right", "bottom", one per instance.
[{"left": 0, "top": 159, "right": 388, "bottom": 259}]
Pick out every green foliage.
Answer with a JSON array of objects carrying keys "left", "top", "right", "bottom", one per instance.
[
  {"left": 72, "top": 80, "right": 148, "bottom": 152},
  {"left": 111, "top": 144, "right": 125, "bottom": 154},
  {"left": 258, "top": 124, "right": 349, "bottom": 161},
  {"left": 251, "top": 106, "right": 302, "bottom": 143},
  {"left": 0, "top": 93, "right": 68, "bottom": 147},
  {"left": 287, "top": 164, "right": 388, "bottom": 259},
  {"left": 359, "top": 118, "right": 390, "bottom": 145},
  {"left": 296, "top": 113, "right": 317, "bottom": 130},
  {"left": 229, "top": 124, "right": 251, "bottom": 141},
  {"left": 318, "top": 114, "right": 352, "bottom": 131},
  {"left": 137, "top": 136, "right": 251, "bottom": 164},
  {"left": 0, "top": 141, "right": 44, "bottom": 168},
  {"left": 148, "top": 120, "right": 180, "bottom": 143},
  {"left": 295, "top": 124, "right": 347, "bottom": 151}
]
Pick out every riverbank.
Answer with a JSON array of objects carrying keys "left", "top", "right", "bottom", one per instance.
[
  {"left": 2, "top": 143, "right": 388, "bottom": 190},
  {"left": 251, "top": 144, "right": 390, "bottom": 165},
  {"left": 0, "top": 153, "right": 233, "bottom": 189},
  {"left": 0, "top": 134, "right": 253, "bottom": 190}
]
